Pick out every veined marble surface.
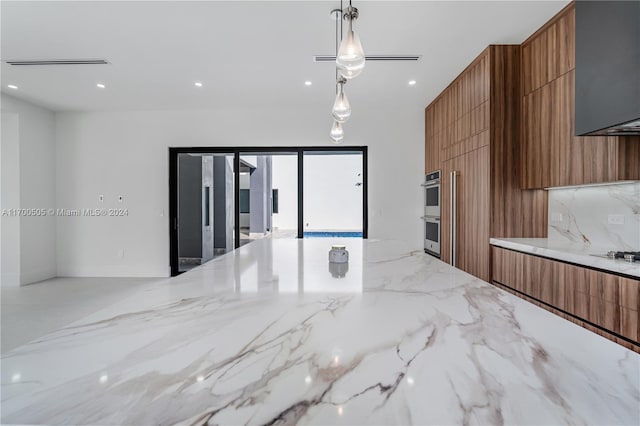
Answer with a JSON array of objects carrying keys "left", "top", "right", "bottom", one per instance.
[
  {"left": 491, "top": 238, "right": 640, "bottom": 278},
  {"left": 2, "top": 238, "right": 639, "bottom": 425},
  {"left": 548, "top": 181, "right": 640, "bottom": 250}
]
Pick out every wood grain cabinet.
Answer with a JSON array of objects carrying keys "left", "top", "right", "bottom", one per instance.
[
  {"left": 520, "top": 3, "right": 640, "bottom": 189},
  {"left": 426, "top": 52, "right": 489, "bottom": 172},
  {"left": 493, "top": 246, "right": 640, "bottom": 349},
  {"left": 441, "top": 144, "right": 491, "bottom": 280},
  {"left": 426, "top": 46, "right": 547, "bottom": 282}
]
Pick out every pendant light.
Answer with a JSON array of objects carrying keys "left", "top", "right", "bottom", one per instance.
[
  {"left": 332, "top": 77, "right": 351, "bottom": 122},
  {"left": 330, "top": 121, "right": 344, "bottom": 143},
  {"left": 336, "top": 4, "right": 365, "bottom": 80},
  {"left": 328, "top": 0, "right": 365, "bottom": 143}
]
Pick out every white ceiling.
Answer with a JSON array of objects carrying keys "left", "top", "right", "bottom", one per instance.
[{"left": 0, "top": 1, "right": 569, "bottom": 112}]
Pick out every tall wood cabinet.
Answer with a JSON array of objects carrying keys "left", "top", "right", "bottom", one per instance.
[
  {"left": 441, "top": 145, "right": 491, "bottom": 280},
  {"left": 426, "top": 46, "right": 547, "bottom": 282},
  {"left": 520, "top": 4, "right": 640, "bottom": 189}
]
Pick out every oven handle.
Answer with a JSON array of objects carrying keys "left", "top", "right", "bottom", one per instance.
[
  {"left": 421, "top": 216, "right": 440, "bottom": 221},
  {"left": 421, "top": 180, "right": 441, "bottom": 187}
]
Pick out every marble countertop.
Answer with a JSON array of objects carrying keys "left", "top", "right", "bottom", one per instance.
[
  {"left": 490, "top": 238, "right": 640, "bottom": 278},
  {"left": 2, "top": 238, "right": 639, "bottom": 425}
]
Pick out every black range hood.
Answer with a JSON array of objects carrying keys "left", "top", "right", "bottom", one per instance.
[{"left": 575, "top": 0, "right": 640, "bottom": 136}]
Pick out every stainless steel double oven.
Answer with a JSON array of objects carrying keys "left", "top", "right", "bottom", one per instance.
[{"left": 422, "top": 170, "right": 441, "bottom": 258}]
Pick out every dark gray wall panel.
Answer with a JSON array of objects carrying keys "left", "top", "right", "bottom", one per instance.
[{"left": 178, "top": 155, "right": 202, "bottom": 258}]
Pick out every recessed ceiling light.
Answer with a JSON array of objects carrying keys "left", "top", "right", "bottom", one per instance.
[
  {"left": 408, "top": 80, "right": 417, "bottom": 86},
  {"left": 7, "top": 84, "right": 18, "bottom": 90},
  {"left": 96, "top": 83, "right": 106, "bottom": 89},
  {"left": 304, "top": 81, "right": 312, "bottom": 86},
  {"left": 194, "top": 82, "right": 203, "bottom": 87}
]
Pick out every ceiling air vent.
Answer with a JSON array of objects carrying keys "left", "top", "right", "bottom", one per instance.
[
  {"left": 5, "top": 59, "right": 109, "bottom": 66},
  {"left": 313, "top": 55, "right": 421, "bottom": 62}
]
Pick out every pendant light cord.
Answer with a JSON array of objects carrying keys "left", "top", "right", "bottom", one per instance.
[
  {"left": 335, "top": 4, "right": 339, "bottom": 84},
  {"left": 341, "top": 0, "right": 344, "bottom": 42},
  {"left": 335, "top": 0, "right": 343, "bottom": 91}
]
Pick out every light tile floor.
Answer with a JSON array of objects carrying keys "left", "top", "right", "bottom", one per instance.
[
  {"left": 2, "top": 232, "right": 299, "bottom": 352},
  {"left": 1, "top": 277, "right": 158, "bottom": 353}
]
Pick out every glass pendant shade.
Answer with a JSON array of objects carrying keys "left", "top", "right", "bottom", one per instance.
[
  {"left": 339, "top": 67, "right": 363, "bottom": 80},
  {"left": 330, "top": 121, "right": 344, "bottom": 143},
  {"left": 332, "top": 83, "right": 351, "bottom": 123},
  {"left": 336, "top": 20, "right": 365, "bottom": 80}
]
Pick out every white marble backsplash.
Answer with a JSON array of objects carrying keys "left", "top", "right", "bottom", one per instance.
[{"left": 548, "top": 181, "right": 640, "bottom": 251}]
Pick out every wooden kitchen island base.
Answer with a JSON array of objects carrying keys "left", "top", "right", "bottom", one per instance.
[
  {"left": 492, "top": 280, "right": 639, "bottom": 354},
  {"left": 492, "top": 245, "right": 640, "bottom": 353}
]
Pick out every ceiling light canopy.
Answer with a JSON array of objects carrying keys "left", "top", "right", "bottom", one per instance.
[
  {"left": 194, "top": 82, "right": 203, "bottom": 87},
  {"left": 7, "top": 84, "right": 18, "bottom": 90},
  {"left": 96, "top": 83, "right": 105, "bottom": 89},
  {"left": 408, "top": 80, "right": 417, "bottom": 86}
]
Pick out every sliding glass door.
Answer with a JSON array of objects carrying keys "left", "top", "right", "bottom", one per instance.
[
  {"left": 169, "top": 147, "right": 367, "bottom": 276},
  {"left": 238, "top": 152, "right": 298, "bottom": 246},
  {"left": 302, "top": 151, "right": 364, "bottom": 237},
  {"left": 176, "top": 153, "right": 235, "bottom": 272}
]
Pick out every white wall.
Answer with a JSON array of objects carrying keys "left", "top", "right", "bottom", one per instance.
[
  {"left": 55, "top": 106, "right": 424, "bottom": 277},
  {"left": 271, "top": 155, "right": 297, "bottom": 231},
  {"left": 1, "top": 112, "right": 21, "bottom": 287},
  {"left": 239, "top": 173, "right": 251, "bottom": 189},
  {"left": 1, "top": 94, "right": 56, "bottom": 285},
  {"left": 304, "top": 154, "right": 363, "bottom": 232}
]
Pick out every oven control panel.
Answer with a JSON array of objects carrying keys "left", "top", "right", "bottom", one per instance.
[{"left": 425, "top": 170, "right": 440, "bottom": 182}]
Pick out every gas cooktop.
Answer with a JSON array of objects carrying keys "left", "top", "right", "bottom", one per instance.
[{"left": 605, "top": 251, "right": 640, "bottom": 263}]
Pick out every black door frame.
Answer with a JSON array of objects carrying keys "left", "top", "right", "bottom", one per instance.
[{"left": 169, "top": 146, "right": 368, "bottom": 276}]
